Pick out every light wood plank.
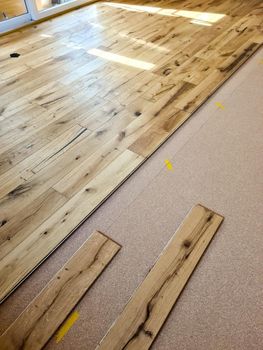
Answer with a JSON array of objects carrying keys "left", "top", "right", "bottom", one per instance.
[
  {"left": 0, "top": 230, "right": 121, "bottom": 350},
  {"left": 97, "top": 204, "right": 224, "bottom": 350}
]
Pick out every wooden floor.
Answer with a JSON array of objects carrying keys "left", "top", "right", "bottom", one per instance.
[{"left": 0, "top": 0, "right": 262, "bottom": 302}]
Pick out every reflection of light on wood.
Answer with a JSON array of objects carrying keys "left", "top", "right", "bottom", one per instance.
[
  {"left": 105, "top": 3, "right": 225, "bottom": 23},
  {"left": 119, "top": 33, "right": 170, "bottom": 53},
  {"left": 40, "top": 34, "right": 53, "bottom": 37},
  {"left": 105, "top": 3, "right": 158, "bottom": 13},
  {"left": 88, "top": 48, "right": 155, "bottom": 70},
  {"left": 175, "top": 10, "right": 224, "bottom": 23},
  {"left": 63, "top": 42, "right": 83, "bottom": 49},
  {"left": 89, "top": 22, "right": 104, "bottom": 29},
  {"left": 191, "top": 19, "right": 212, "bottom": 26}
]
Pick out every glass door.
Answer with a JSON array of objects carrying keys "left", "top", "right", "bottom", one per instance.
[
  {"left": 36, "top": 1, "right": 73, "bottom": 11},
  {"left": 0, "top": 0, "right": 32, "bottom": 33},
  {"left": 0, "top": 0, "right": 94, "bottom": 33},
  {"left": 0, "top": 0, "right": 28, "bottom": 20},
  {"left": 32, "top": 0, "right": 93, "bottom": 20}
]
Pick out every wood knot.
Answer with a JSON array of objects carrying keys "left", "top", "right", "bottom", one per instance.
[
  {"left": 207, "top": 213, "right": 213, "bottom": 222},
  {"left": 10, "top": 52, "right": 20, "bottom": 58},
  {"left": 145, "top": 330, "right": 153, "bottom": 338},
  {"left": 0, "top": 219, "right": 7, "bottom": 227},
  {"left": 183, "top": 240, "right": 191, "bottom": 248},
  {"left": 96, "top": 129, "right": 107, "bottom": 137},
  {"left": 134, "top": 111, "right": 141, "bottom": 117},
  {"left": 163, "top": 68, "right": 172, "bottom": 76},
  {"left": 119, "top": 130, "right": 126, "bottom": 140}
]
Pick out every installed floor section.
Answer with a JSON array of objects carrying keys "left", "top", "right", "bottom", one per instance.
[
  {"left": 0, "top": 38, "right": 262, "bottom": 350},
  {"left": 0, "top": 0, "right": 262, "bottom": 301}
]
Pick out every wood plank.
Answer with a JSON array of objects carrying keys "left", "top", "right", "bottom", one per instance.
[
  {"left": 0, "top": 189, "right": 67, "bottom": 260},
  {"left": 0, "top": 230, "right": 121, "bottom": 350},
  {"left": 97, "top": 204, "right": 224, "bottom": 350}
]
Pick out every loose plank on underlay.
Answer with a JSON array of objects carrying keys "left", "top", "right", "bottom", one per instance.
[
  {"left": 0, "top": 231, "right": 121, "bottom": 350},
  {"left": 97, "top": 204, "right": 224, "bottom": 350}
]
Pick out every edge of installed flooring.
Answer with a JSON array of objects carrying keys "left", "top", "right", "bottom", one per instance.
[{"left": 1, "top": 43, "right": 262, "bottom": 304}]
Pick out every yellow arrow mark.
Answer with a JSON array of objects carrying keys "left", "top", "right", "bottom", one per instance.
[
  {"left": 215, "top": 102, "right": 225, "bottom": 110},
  {"left": 55, "top": 311, "right": 79, "bottom": 343},
  {"left": 165, "top": 159, "right": 173, "bottom": 170}
]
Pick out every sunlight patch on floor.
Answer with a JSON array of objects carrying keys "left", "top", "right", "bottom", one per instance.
[
  {"left": 119, "top": 33, "right": 170, "bottom": 53},
  {"left": 190, "top": 19, "right": 212, "bottom": 26},
  {"left": 88, "top": 48, "right": 155, "bottom": 69},
  {"left": 40, "top": 34, "right": 53, "bottom": 38},
  {"left": 105, "top": 2, "right": 225, "bottom": 23}
]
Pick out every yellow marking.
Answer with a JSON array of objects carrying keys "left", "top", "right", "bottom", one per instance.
[
  {"left": 165, "top": 159, "right": 173, "bottom": 170},
  {"left": 55, "top": 311, "right": 79, "bottom": 343},
  {"left": 259, "top": 59, "right": 263, "bottom": 65},
  {"left": 215, "top": 102, "right": 225, "bottom": 110}
]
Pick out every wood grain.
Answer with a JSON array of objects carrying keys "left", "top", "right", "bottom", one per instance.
[
  {"left": 0, "top": 0, "right": 262, "bottom": 302},
  {"left": 0, "top": 230, "right": 121, "bottom": 350},
  {"left": 96, "top": 204, "right": 224, "bottom": 350}
]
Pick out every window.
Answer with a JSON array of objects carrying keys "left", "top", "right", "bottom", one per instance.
[{"left": 0, "top": 0, "right": 94, "bottom": 33}]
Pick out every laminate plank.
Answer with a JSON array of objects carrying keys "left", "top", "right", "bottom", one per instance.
[
  {"left": 0, "top": 230, "right": 121, "bottom": 350},
  {"left": 0, "top": 0, "right": 261, "bottom": 302},
  {"left": 97, "top": 204, "right": 224, "bottom": 350}
]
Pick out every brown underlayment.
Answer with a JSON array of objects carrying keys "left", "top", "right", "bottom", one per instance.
[
  {"left": 0, "top": 47, "right": 262, "bottom": 350},
  {"left": 0, "top": 0, "right": 262, "bottom": 303}
]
